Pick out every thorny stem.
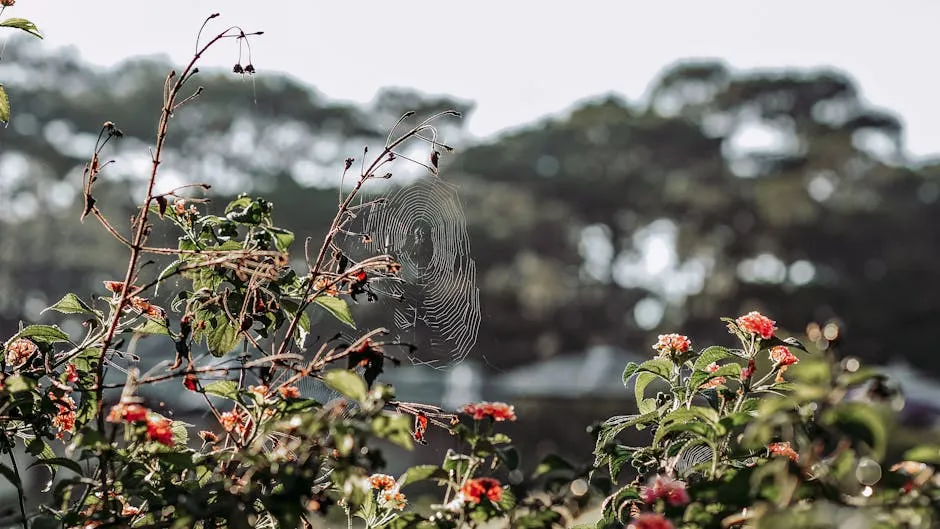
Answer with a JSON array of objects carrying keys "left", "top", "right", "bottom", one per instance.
[{"left": 275, "top": 111, "right": 460, "bottom": 360}]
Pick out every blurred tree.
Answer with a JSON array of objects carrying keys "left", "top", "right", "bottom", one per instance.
[
  {"left": 454, "top": 59, "right": 940, "bottom": 375},
  {"left": 2, "top": 41, "right": 939, "bottom": 379}
]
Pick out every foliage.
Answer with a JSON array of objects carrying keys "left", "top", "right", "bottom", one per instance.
[
  {"left": 0, "top": 1, "right": 43, "bottom": 123},
  {"left": 590, "top": 314, "right": 940, "bottom": 529},
  {"left": 0, "top": 14, "right": 590, "bottom": 529},
  {"left": 1, "top": 11, "right": 939, "bottom": 529}
]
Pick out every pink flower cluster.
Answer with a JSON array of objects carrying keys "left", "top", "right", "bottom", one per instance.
[
  {"left": 640, "top": 475, "right": 689, "bottom": 506},
  {"left": 652, "top": 334, "right": 692, "bottom": 358},
  {"left": 735, "top": 311, "right": 776, "bottom": 339}
]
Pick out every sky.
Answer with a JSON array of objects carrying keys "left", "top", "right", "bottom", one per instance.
[{"left": 9, "top": 1, "right": 940, "bottom": 160}]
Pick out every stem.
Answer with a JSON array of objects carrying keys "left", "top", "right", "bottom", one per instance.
[
  {"left": 6, "top": 448, "right": 27, "bottom": 529},
  {"left": 275, "top": 111, "right": 459, "bottom": 359},
  {"left": 90, "top": 27, "right": 238, "bottom": 511}
]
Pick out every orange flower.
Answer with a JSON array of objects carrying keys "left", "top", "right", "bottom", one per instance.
[
  {"left": 769, "top": 346, "right": 799, "bottom": 366},
  {"left": 628, "top": 513, "right": 675, "bottom": 529},
  {"left": 699, "top": 363, "right": 726, "bottom": 390},
  {"left": 768, "top": 441, "right": 798, "bottom": 462},
  {"left": 198, "top": 430, "right": 220, "bottom": 443},
  {"left": 652, "top": 333, "right": 692, "bottom": 358},
  {"left": 458, "top": 402, "right": 516, "bottom": 422},
  {"left": 460, "top": 477, "right": 503, "bottom": 504},
  {"left": 146, "top": 417, "right": 174, "bottom": 446},
  {"left": 248, "top": 385, "right": 269, "bottom": 398},
  {"left": 103, "top": 280, "right": 125, "bottom": 293},
  {"left": 735, "top": 311, "right": 776, "bottom": 339},
  {"left": 278, "top": 385, "right": 300, "bottom": 399},
  {"left": 369, "top": 473, "right": 397, "bottom": 491},
  {"left": 5, "top": 338, "right": 37, "bottom": 367},
  {"left": 381, "top": 490, "right": 407, "bottom": 510},
  {"left": 219, "top": 409, "right": 251, "bottom": 437},
  {"left": 49, "top": 392, "right": 76, "bottom": 439}
]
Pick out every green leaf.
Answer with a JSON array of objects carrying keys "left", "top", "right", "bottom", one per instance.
[
  {"left": 154, "top": 260, "right": 183, "bottom": 296},
  {"left": 634, "top": 372, "right": 660, "bottom": 406},
  {"left": 0, "top": 84, "right": 8, "bottom": 123},
  {"left": 268, "top": 227, "right": 295, "bottom": 251},
  {"left": 693, "top": 345, "right": 733, "bottom": 371},
  {"left": 0, "top": 18, "right": 44, "bottom": 38},
  {"left": 822, "top": 402, "right": 887, "bottom": 459},
  {"left": 533, "top": 454, "right": 574, "bottom": 478},
  {"left": 28, "top": 457, "right": 83, "bottom": 476},
  {"left": 607, "top": 444, "right": 634, "bottom": 479},
  {"left": 13, "top": 324, "right": 70, "bottom": 344},
  {"left": 634, "top": 358, "right": 674, "bottom": 380},
  {"left": 371, "top": 412, "right": 413, "bottom": 450},
  {"left": 661, "top": 406, "right": 720, "bottom": 429},
  {"left": 171, "top": 420, "right": 190, "bottom": 446},
  {"left": 25, "top": 438, "right": 54, "bottom": 460},
  {"left": 206, "top": 319, "right": 240, "bottom": 357},
  {"left": 688, "top": 363, "right": 742, "bottom": 390},
  {"left": 42, "top": 293, "right": 96, "bottom": 316},
  {"left": 903, "top": 445, "right": 940, "bottom": 464},
  {"left": 399, "top": 465, "right": 446, "bottom": 487},
  {"left": 202, "top": 380, "right": 239, "bottom": 400},
  {"left": 496, "top": 446, "right": 520, "bottom": 470},
  {"left": 622, "top": 362, "right": 639, "bottom": 386},
  {"left": 5, "top": 374, "right": 35, "bottom": 393},
  {"left": 282, "top": 300, "right": 311, "bottom": 348},
  {"left": 323, "top": 369, "right": 367, "bottom": 402},
  {"left": 133, "top": 317, "right": 171, "bottom": 336},
  {"left": 314, "top": 296, "right": 355, "bottom": 328},
  {"left": 654, "top": 420, "right": 714, "bottom": 445}
]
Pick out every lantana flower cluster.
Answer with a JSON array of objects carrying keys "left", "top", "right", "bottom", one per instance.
[
  {"left": 369, "top": 473, "right": 407, "bottom": 510},
  {"left": 458, "top": 401, "right": 516, "bottom": 422}
]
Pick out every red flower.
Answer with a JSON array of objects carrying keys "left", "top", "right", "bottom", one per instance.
[
  {"left": 64, "top": 363, "right": 79, "bottom": 383},
  {"left": 460, "top": 477, "right": 503, "bottom": 504},
  {"left": 652, "top": 333, "right": 691, "bottom": 358},
  {"left": 735, "top": 311, "right": 776, "bottom": 339},
  {"left": 146, "top": 417, "right": 174, "bottom": 446},
  {"left": 107, "top": 403, "right": 150, "bottom": 423},
  {"left": 413, "top": 412, "right": 429, "bottom": 445},
  {"left": 769, "top": 346, "right": 799, "bottom": 366},
  {"left": 768, "top": 441, "right": 798, "bottom": 462},
  {"left": 458, "top": 402, "right": 517, "bottom": 422},
  {"left": 183, "top": 374, "right": 198, "bottom": 391},
  {"left": 699, "top": 362, "right": 726, "bottom": 390},
  {"left": 640, "top": 475, "right": 690, "bottom": 506},
  {"left": 628, "top": 513, "right": 675, "bottom": 529}
]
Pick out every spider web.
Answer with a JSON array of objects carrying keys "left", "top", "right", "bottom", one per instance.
[{"left": 335, "top": 175, "right": 481, "bottom": 367}]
